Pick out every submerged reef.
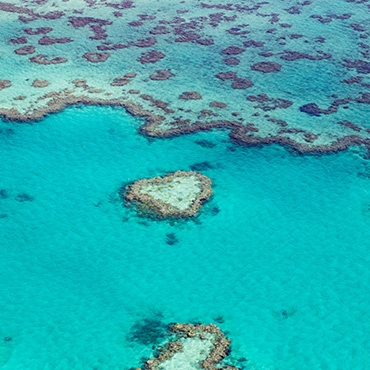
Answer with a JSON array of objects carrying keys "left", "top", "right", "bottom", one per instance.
[
  {"left": 138, "top": 323, "right": 240, "bottom": 370},
  {"left": 127, "top": 315, "right": 169, "bottom": 346},
  {"left": 123, "top": 171, "right": 213, "bottom": 219},
  {"left": 1, "top": 0, "right": 370, "bottom": 154}
]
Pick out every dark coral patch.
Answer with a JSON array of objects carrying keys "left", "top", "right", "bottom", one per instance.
[
  {"left": 210, "top": 101, "right": 227, "bottom": 108},
  {"left": 247, "top": 94, "right": 292, "bottom": 110},
  {"left": 231, "top": 78, "right": 253, "bottom": 89},
  {"left": 38, "top": 36, "right": 73, "bottom": 45},
  {"left": 10, "top": 36, "right": 27, "bottom": 44},
  {"left": 355, "top": 93, "right": 370, "bottom": 104},
  {"left": 258, "top": 52, "right": 274, "bottom": 57},
  {"left": 24, "top": 27, "right": 52, "bottom": 35},
  {"left": 132, "top": 37, "right": 157, "bottom": 48},
  {"left": 150, "top": 26, "right": 170, "bottom": 35},
  {"left": 338, "top": 121, "right": 361, "bottom": 131},
  {"left": 15, "top": 193, "right": 34, "bottom": 202},
  {"left": 290, "top": 34, "right": 303, "bottom": 39},
  {"left": 196, "top": 38, "right": 214, "bottom": 46},
  {"left": 124, "top": 73, "right": 137, "bottom": 78},
  {"left": 139, "top": 50, "right": 165, "bottom": 64},
  {"left": 166, "top": 233, "right": 178, "bottom": 245},
  {"left": 281, "top": 51, "right": 331, "bottom": 61},
  {"left": 72, "top": 78, "right": 87, "bottom": 87},
  {"left": 32, "top": 79, "right": 50, "bottom": 87},
  {"left": 343, "top": 59, "right": 370, "bottom": 74},
  {"left": 221, "top": 46, "right": 245, "bottom": 55},
  {"left": 149, "top": 70, "right": 173, "bottom": 81},
  {"left": 83, "top": 52, "right": 110, "bottom": 63},
  {"left": 30, "top": 55, "right": 68, "bottom": 64},
  {"left": 179, "top": 91, "right": 202, "bottom": 100},
  {"left": 89, "top": 25, "right": 108, "bottom": 40},
  {"left": 243, "top": 40, "right": 264, "bottom": 47},
  {"left": 0, "top": 189, "right": 9, "bottom": 199},
  {"left": 175, "top": 32, "right": 201, "bottom": 43},
  {"left": 341, "top": 76, "right": 363, "bottom": 84},
  {"left": 195, "top": 140, "right": 216, "bottom": 148},
  {"left": 96, "top": 44, "right": 114, "bottom": 51},
  {"left": 224, "top": 57, "right": 240, "bottom": 65},
  {"left": 14, "top": 45, "right": 35, "bottom": 55},
  {"left": 127, "top": 316, "right": 168, "bottom": 346},
  {"left": 251, "top": 62, "right": 281, "bottom": 73},
  {"left": 299, "top": 103, "right": 322, "bottom": 116},
  {"left": 110, "top": 78, "right": 130, "bottom": 86},
  {"left": 69, "top": 17, "right": 112, "bottom": 28},
  {"left": 128, "top": 21, "right": 143, "bottom": 26},
  {"left": 190, "top": 161, "right": 214, "bottom": 171},
  {"left": 215, "top": 71, "right": 237, "bottom": 80}
]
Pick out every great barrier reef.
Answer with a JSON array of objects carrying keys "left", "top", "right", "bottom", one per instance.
[{"left": 1, "top": 1, "right": 370, "bottom": 369}]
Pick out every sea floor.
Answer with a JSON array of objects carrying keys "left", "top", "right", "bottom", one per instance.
[
  {"left": 1, "top": 106, "right": 370, "bottom": 369},
  {"left": 2, "top": 0, "right": 370, "bottom": 149}
]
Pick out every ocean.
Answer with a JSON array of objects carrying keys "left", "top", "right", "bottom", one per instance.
[{"left": 1, "top": 106, "right": 370, "bottom": 369}]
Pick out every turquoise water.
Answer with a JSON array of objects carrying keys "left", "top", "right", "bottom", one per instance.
[
  {"left": 1, "top": 106, "right": 370, "bottom": 369},
  {"left": 3, "top": 0, "right": 370, "bottom": 146}
]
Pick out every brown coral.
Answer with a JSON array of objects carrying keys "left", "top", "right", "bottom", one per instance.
[
  {"left": 32, "top": 79, "right": 50, "bottom": 88},
  {"left": 221, "top": 46, "right": 245, "bottom": 55},
  {"left": 139, "top": 50, "right": 165, "bottom": 64},
  {"left": 210, "top": 101, "right": 227, "bottom": 108},
  {"left": 110, "top": 78, "right": 130, "bottom": 86},
  {"left": 179, "top": 91, "right": 202, "bottom": 100},
  {"left": 0, "top": 80, "right": 11, "bottom": 91},
  {"left": 124, "top": 171, "right": 213, "bottom": 219},
  {"left": 251, "top": 62, "right": 281, "bottom": 73},
  {"left": 83, "top": 52, "right": 110, "bottom": 63},
  {"left": 149, "top": 70, "right": 173, "bottom": 81},
  {"left": 30, "top": 55, "right": 68, "bottom": 64},
  {"left": 14, "top": 45, "right": 35, "bottom": 55},
  {"left": 231, "top": 78, "right": 253, "bottom": 89}
]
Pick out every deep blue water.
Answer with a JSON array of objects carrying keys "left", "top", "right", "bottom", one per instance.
[{"left": 1, "top": 106, "right": 370, "bottom": 369}]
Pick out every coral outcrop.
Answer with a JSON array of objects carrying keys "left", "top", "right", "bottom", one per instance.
[
  {"left": 123, "top": 171, "right": 213, "bottom": 219},
  {"left": 141, "top": 323, "right": 241, "bottom": 370}
]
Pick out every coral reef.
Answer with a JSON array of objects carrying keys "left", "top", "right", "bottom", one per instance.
[
  {"left": 251, "top": 62, "right": 282, "bottom": 73},
  {"left": 123, "top": 171, "right": 213, "bottom": 219},
  {"left": 127, "top": 315, "right": 169, "bottom": 346},
  {"left": 0, "top": 80, "right": 11, "bottom": 91},
  {"left": 83, "top": 52, "right": 110, "bottom": 63},
  {"left": 1, "top": 0, "right": 370, "bottom": 156},
  {"left": 30, "top": 55, "right": 68, "bottom": 64},
  {"left": 149, "top": 70, "right": 173, "bottom": 81},
  {"left": 32, "top": 79, "right": 50, "bottom": 88},
  {"left": 210, "top": 101, "right": 227, "bottom": 108},
  {"left": 247, "top": 94, "right": 293, "bottom": 111},
  {"left": 139, "top": 50, "right": 165, "bottom": 64},
  {"left": 179, "top": 91, "right": 202, "bottom": 100},
  {"left": 110, "top": 78, "right": 130, "bottom": 86},
  {"left": 141, "top": 323, "right": 241, "bottom": 370},
  {"left": 38, "top": 35, "right": 72, "bottom": 45},
  {"left": 14, "top": 45, "right": 35, "bottom": 55}
]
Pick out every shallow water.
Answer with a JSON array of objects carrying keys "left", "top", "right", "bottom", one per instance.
[
  {"left": 2, "top": 0, "right": 370, "bottom": 147},
  {"left": 1, "top": 106, "right": 370, "bottom": 369}
]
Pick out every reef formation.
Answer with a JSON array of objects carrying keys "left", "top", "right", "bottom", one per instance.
[
  {"left": 1, "top": 0, "right": 370, "bottom": 154},
  {"left": 124, "top": 171, "right": 213, "bottom": 219},
  {"left": 137, "top": 323, "right": 240, "bottom": 370}
]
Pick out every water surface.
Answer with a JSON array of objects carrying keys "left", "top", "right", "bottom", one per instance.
[{"left": 0, "top": 106, "right": 370, "bottom": 369}]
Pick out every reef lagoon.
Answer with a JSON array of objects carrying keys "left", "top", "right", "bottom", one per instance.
[{"left": 1, "top": 0, "right": 370, "bottom": 369}]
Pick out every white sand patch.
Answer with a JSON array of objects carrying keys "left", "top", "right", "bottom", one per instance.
[
  {"left": 159, "top": 336, "right": 214, "bottom": 370},
  {"left": 140, "top": 175, "right": 201, "bottom": 211}
]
